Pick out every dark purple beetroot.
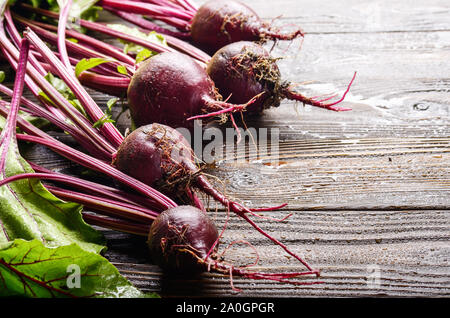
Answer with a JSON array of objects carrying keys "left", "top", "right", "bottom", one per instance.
[
  {"left": 206, "top": 40, "right": 283, "bottom": 115},
  {"left": 147, "top": 205, "right": 219, "bottom": 273},
  {"left": 206, "top": 41, "right": 356, "bottom": 114},
  {"left": 112, "top": 123, "right": 197, "bottom": 200},
  {"left": 190, "top": 0, "right": 304, "bottom": 53},
  {"left": 112, "top": 122, "right": 248, "bottom": 208},
  {"left": 127, "top": 51, "right": 253, "bottom": 130}
]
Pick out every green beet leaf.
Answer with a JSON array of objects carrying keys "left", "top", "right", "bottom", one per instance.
[
  {"left": 25, "top": 0, "right": 102, "bottom": 23},
  {"left": 106, "top": 24, "right": 167, "bottom": 63},
  {"left": 75, "top": 57, "right": 114, "bottom": 78},
  {"left": 0, "top": 239, "right": 157, "bottom": 298},
  {"left": 0, "top": 118, "right": 156, "bottom": 298},
  {"left": 0, "top": 139, "right": 105, "bottom": 254}
]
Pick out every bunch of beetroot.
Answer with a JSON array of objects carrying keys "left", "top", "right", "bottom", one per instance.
[
  {"left": 15, "top": 1, "right": 355, "bottom": 138},
  {"left": 0, "top": 1, "right": 338, "bottom": 290}
]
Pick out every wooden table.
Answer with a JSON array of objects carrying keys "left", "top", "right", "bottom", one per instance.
[{"left": 9, "top": 0, "right": 450, "bottom": 298}]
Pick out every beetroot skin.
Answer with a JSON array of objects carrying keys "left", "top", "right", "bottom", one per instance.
[
  {"left": 190, "top": 0, "right": 304, "bottom": 53},
  {"left": 112, "top": 123, "right": 196, "bottom": 196},
  {"left": 147, "top": 205, "right": 219, "bottom": 273}
]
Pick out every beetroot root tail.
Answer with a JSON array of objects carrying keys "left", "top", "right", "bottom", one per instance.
[
  {"left": 196, "top": 175, "right": 320, "bottom": 275},
  {"left": 285, "top": 71, "right": 357, "bottom": 111},
  {"left": 210, "top": 259, "right": 323, "bottom": 292},
  {"left": 263, "top": 26, "right": 305, "bottom": 41},
  {"left": 231, "top": 203, "right": 320, "bottom": 276},
  {"left": 187, "top": 92, "right": 265, "bottom": 121}
]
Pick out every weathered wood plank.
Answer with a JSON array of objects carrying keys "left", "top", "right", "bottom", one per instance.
[
  {"left": 203, "top": 154, "right": 449, "bottom": 210},
  {"left": 268, "top": 32, "right": 450, "bottom": 127}
]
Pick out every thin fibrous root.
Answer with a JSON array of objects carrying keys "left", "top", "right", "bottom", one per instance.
[{"left": 285, "top": 71, "right": 357, "bottom": 112}]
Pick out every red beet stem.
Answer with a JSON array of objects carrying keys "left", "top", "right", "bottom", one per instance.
[
  {"left": 14, "top": 16, "right": 127, "bottom": 70},
  {"left": 57, "top": 0, "right": 73, "bottom": 70},
  {"left": 104, "top": 5, "right": 191, "bottom": 39},
  {"left": 77, "top": 72, "right": 130, "bottom": 97},
  {"left": 16, "top": 133, "right": 177, "bottom": 210},
  {"left": 20, "top": 16, "right": 136, "bottom": 67},
  {"left": 104, "top": 8, "right": 211, "bottom": 63},
  {"left": 0, "top": 24, "right": 119, "bottom": 156},
  {"left": 24, "top": 28, "right": 126, "bottom": 148},
  {"left": 0, "top": 100, "right": 111, "bottom": 161},
  {"left": 100, "top": 0, "right": 194, "bottom": 21},
  {"left": 0, "top": 38, "right": 29, "bottom": 174},
  {"left": 28, "top": 161, "right": 164, "bottom": 211},
  {"left": 46, "top": 185, "right": 157, "bottom": 223},
  {"left": 4, "top": 8, "right": 47, "bottom": 76},
  {"left": 0, "top": 171, "right": 159, "bottom": 218},
  {"left": 82, "top": 213, "right": 150, "bottom": 236},
  {"left": 18, "top": 4, "right": 184, "bottom": 61},
  {"left": 98, "top": 0, "right": 193, "bottom": 31}
]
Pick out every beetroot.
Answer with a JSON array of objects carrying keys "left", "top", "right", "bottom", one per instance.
[
  {"left": 112, "top": 122, "right": 241, "bottom": 206},
  {"left": 206, "top": 41, "right": 357, "bottom": 115},
  {"left": 190, "top": 0, "right": 304, "bottom": 53},
  {"left": 111, "top": 122, "right": 254, "bottom": 208},
  {"left": 127, "top": 51, "right": 256, "bottom": 130},
  {"left": 112, "top": 122, "right": 198, "bottom": 204},
  {"left": 147, "top": 205, "right": 322, "bottom": 288},
  {"left": 147, "top": 205, "right": 219, "bottom": 273},
  {"left": 206, "top": 40, "right": 280, "bottom": 115}
]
